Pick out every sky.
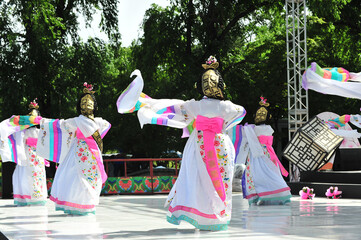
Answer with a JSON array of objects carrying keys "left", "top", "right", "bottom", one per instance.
[{"left": 78, "top": 0, "right": 170, "bottom": 47}]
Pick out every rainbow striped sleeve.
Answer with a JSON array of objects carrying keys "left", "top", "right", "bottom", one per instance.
[
  {"left": 7, "top": 135, "right": 18, "bottom": 164},
  {"left": 9, "top": 115, "right": 41, "bottom": 130},
  {"left": 232, "top": 125, "right": 243, "bottom": 159},
  {"left": 326, "top": 114, "right": 351, "bottom": 129},
  {"left": 182, "top": 120, "right": 196, "bottom": 138},
  {"left": 47, "top": 119, "right": 63, "bottom": 163}
]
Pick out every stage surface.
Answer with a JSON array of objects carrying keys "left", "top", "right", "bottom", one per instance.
[{"left": 1, "top": 193, "right": 361, "bottom": 239}]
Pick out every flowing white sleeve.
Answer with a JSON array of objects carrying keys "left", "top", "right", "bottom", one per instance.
[
  {"left": 244, "top": 124, "right": 266, "bottom": 159},
  {"left": 223, "top": 101, "right": 247, "bottom": 130},
  {"left": 235, "top": 126, "right": 248, "bottom": 165},
  {"left": 94, "top": 118, "right": 111, "bottom": 139},
  {"left": 116, "top": 69, "right": 195, "bottom": 129},
  {"left": 138, "top": 99, "right": 196, "bottom": 129},
  {"left": 303, "top": 68, "right": 361, "bottom": 100}
]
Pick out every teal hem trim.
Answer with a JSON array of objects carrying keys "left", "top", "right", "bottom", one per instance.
[
  {"left": 248, "top": 194, "right": 292, "bottom": 205},
  {"left": 14, "top": 200, "right": 46, "bottom": 206},
  {"left": 56, "top": 207, "right": 95, "bottom": 215},
  {"left": 167, "top": 215, "right": 229, "bottom": 231}
]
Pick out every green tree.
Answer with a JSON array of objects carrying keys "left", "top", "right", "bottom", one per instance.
[{"left": 0, "top": 0, "right": 120, "bottom": 118}]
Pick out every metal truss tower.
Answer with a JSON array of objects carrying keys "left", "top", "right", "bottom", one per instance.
[{"left": 285, "top": 0, "right": 309, "bottom": 181}]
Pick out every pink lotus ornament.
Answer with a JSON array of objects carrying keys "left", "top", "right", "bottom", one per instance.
[
  {"left": 325, "top": 186, "right": 342, "bottom": 199},
  {"left": 299, "top": 187, "right": 315, "bottom": 200}
]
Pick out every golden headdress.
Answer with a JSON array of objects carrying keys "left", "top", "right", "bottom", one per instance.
[
  {"left": 254, "top": 97, "right": 272, "bottom": 125},
  {"left": 80, "top": 82, "right": 96, "bottom": 119},
  {"left": 83, "top": 82, "right": 95, "bottom": 94},
  {"left": 199, "top": 56, "right": 225, "bottom": 100},
  {"left": 202, "top": 55, "right": 219, "bottom": 70}
]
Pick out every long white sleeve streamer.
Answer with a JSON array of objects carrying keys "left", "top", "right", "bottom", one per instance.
[
  {"left": 303, "top": 70, "right": 361, "bottom": 100},
  {"left": 244, "top": 125, "right": 266, "bottom": 159}
]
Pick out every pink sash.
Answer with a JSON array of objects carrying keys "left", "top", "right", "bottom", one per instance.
[
  {"left": 258, "top": 135, "right": 288, "bottom": 177},
  {"left": 26, "top": 137, "right": 37, "bottom": 147},
  {"left": 195, "top": 115, "right": 226, "bottom": 201},
  {"left": 76, "top": 128, "right": 107, "bottom": 183}
]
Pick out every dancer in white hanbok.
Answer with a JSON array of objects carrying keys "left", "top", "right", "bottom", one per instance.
[
  {"left": 117, "top": 56, "right": 246, "bottom": 230},
  {"left": 9, "top": 84, "right": 111, "bottom": 215},
  {"left": 0, "top": 100, "right": 48, "bottom": 206},
  {"left": 237, "top": 98, "right": 291, "bottom": 205}
]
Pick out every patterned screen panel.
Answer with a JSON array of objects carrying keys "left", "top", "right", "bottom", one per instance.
[{"left": 283, "top": 117, "right": 343, "bottom": 171}]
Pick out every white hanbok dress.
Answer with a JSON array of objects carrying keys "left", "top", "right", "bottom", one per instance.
[
  {"left": 0, "top": 116, "right": 47, "bottom": 206},
  {"left": 36, "top": 115, "right": 111, "bottom": 215},
  {"left": 237, "top": 124, "right": 291, "bottom": 205},
  {"left": 117, "top": 70, "right": 246, "bottom": 230}
]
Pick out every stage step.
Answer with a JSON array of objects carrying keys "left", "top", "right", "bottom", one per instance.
[
  {"left": 287, "top": 182, "right": 361, "bottom": 199},
  {"left": 300, "top": 171, "right": 361, "bottom": 184}
]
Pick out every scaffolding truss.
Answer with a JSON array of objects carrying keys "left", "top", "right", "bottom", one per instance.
[{"left": 285, "top": 0, "right": 309, "bottom": 181}]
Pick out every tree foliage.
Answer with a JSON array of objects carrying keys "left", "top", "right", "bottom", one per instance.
[{"left": 1, "top": 0, "right": 361, "bottom": 157}]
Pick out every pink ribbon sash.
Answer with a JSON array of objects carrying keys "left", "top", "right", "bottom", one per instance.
[
  {"left": 26, "top": 137, "right": 37, "bottom": 147},
  {"left": 76, "top": 128, "right": 107, "bottom": 183},
  {"left": 258, "top": 135, "right": 288, "bottom": 177},
  {"left": 195, "top": 115, "right": 226, "bottom": 201}
]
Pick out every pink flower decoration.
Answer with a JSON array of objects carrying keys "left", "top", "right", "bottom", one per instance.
[
  {"left": 299, "top": 187, "right": 315, "bottom": 200},
  {"left": 81, "top": 156, "right": 87, "bottom": 162},
  {"left": 214, "top": 141, "right": 220, "bottom": 146},
  {"left": 92, "top": 165, "right": 96, "bottom": 170},
  {"left": 78, "top": 153, "right": 82, "bottom": 156},
  {"left": 206, "top": 56, "right": 217, "bottom": 65},
  {"left": 83, "top": 82, "right": 93, "bottom": 91},
  {"left": 79, "top": 148, "right": 84, "bottom": 152},
  {"left": 325, "top": 186, "right": 342, "bottom": 199},
  {"left": 260, "top": 96, "right": 268, "bottom": 104}
]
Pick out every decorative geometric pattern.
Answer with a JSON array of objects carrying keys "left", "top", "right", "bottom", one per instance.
[
  {"left": 101, "top": 176, "right": 177, "bottom": 194},
  {"left": 283, "top": 116, "right": 343, "bottom": 171},
  {"left": 46, "top": 176, "right": 177, "bottom": 195}
]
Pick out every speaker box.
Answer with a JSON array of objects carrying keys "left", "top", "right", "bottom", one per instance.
[{"left": 333, "top": 148, "right": 361, "bottom": 171}]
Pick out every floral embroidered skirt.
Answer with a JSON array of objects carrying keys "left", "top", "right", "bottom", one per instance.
[
  {"left": 13, "top": 148, "right": 47, "bottom": 206},
  {"left": 50, "top": 139, "right": 102, "bottom": 215},
  {"left": 165, "top": 132, "right": 235, "bottom": 231}
]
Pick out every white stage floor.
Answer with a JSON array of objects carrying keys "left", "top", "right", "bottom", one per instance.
[{"left": 1, "top": 193, "right": 361, "bottom": 239}]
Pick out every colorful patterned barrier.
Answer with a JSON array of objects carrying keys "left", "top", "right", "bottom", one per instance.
[
  {"left": 44, "top": 158, "right": 181, "bottom": 195},
  {"left": 46, "top": 176, "right": 177, "bottom": 195},
  {"left": 101, "top": 176, "right": 177, "bottom": 194}
]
